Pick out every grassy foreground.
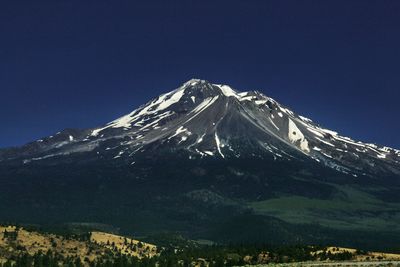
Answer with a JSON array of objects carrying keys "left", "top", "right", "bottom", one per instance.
[{"left": 1, "top": 225, "right": 400, "bottom": 267}]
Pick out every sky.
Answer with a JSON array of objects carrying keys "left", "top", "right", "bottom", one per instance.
[{"left": 1, "top": 1, "right": 400, "bottom": 149}]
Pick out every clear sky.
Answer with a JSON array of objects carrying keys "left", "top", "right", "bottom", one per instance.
[{"left": 1, "top": 1, "right": 399, "bottom": 149}]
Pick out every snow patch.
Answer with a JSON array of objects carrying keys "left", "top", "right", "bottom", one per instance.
[
  {"left": 281, "top": 107, "right": 294, "bottom": 116},
  {"left": 332, "top": 135, "right": 366, "bottom": 148},
  {"left": 179, "top": 136, "right": 188, "bottom": 143},
  {"left": 321, "top": 152, "right": 333, "bottom": 159},
  {"left": 239, "top": 96, "right": 255, "bottom": 102},
  {"left": 113, "top": 151, "right": 124, "bottom": 159},
  {"left": 318, "top": 128, "right": 338, "bottom": 136},
  {"left": 306, "top": 127, "right": 325, "bottom": 138},
  {"left": 169, "top": 126, "right": 190, "bottom": 139},
  {"left": 288, "top": 119, "right": 310, "bottom": 152},
  {"left": 299, "top": 116, "right": 313, "bottom": 122},
  {"left": 215, "top": 84, "right": 239, "bottom": 98},
  {"left": 156, "top": 88, "right": 185, "bottom": 110},
  {"left": 215, "top": 133, "right": 225, "bottom": 158},
  {"left": 197, "top": 133, "right": 205, "bottom": 144},
  {"left": 268, "top": 117, "right": 280, "bottom": 130},
  {"left": 183, "top": 78, "right": 202, "bottom": 87},
  {"left": 315, "top": 137, "right": 335, "bottom": 147},
  {"left": 255, "top": 100, "right": 268, "bottom": 105}
]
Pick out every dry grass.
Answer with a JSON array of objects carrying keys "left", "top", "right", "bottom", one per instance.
[
  {"left": 91, "top": 231, "right": 158, "bottom": 258},
  {"left": 0, "top": 225, "right": 158, "bottom": 264},
  {"left": 314, "top": 246, "right": 400, "bottom": 261}
]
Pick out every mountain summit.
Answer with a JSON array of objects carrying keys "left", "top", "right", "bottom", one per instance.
[{"left": 1, "top": 79, "right": 400, "bottom": 248}]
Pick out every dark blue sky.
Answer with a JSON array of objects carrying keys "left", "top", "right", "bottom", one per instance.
[{"left": 1, "top": 1, "right": 399, "bottom": 149}]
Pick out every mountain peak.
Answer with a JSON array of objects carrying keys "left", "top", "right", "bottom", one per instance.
[
  {"left": 182, "top": 79, "right": 240, "bottom": 99},
  {"left": 183, "top": 78, "right": 206, "bottom": 86}
]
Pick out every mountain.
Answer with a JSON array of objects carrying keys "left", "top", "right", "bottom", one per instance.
[
  {"left": 1, "top": 79, "right": 400, "bottom": 249},
  {"left": 2, "top": 79, "right": 399, "bottom": 175}
]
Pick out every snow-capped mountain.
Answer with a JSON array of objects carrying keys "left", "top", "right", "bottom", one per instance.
[
  {"left": 1, "top": 79, "right": 400, "bottom": 248},
  {"left": 2, "top": 79, "right": 399, "bottom": 177}
]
